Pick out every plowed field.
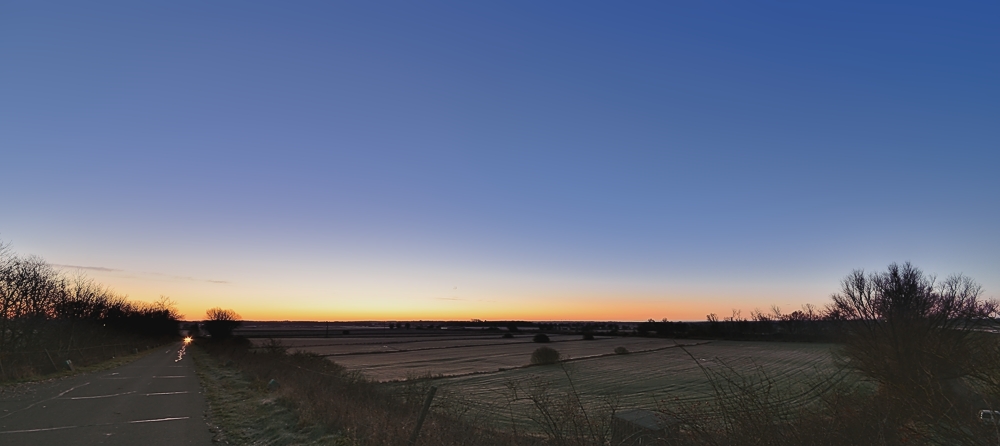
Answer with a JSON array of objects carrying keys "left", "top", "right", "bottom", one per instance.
[{"left": 255, "top": 334, "right": 841, "bottom": 428}]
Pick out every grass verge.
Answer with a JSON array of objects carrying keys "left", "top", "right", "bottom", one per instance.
[
  {"left": 0, "top": 344, "right": 164, "bottom": 387},
  {"left": 193, "top": 338, "right": 531, "bottom": 446},
  {"left": 191, "top": 343, "right": 349, "bottom": 445}
]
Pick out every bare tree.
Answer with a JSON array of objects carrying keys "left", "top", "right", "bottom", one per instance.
[
  {"left": 829, "top": 262, "right": 998, "bottom": 428},
  {"left": 152, "top": 295, "right": 183, "bottom": 320},
  {"left": 0, "top": 255, "right": 65, "bottom": 353},
  {"left": 203, "top": 307, "right": 242, "bottom": 339}
]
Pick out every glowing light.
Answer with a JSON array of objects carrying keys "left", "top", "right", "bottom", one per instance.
[{"left": 175, "top": 340, "right": 190, "bottom": 362}]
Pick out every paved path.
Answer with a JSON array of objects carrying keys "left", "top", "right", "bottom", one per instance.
[{"left": 0, "top": 342, "right": 213, "bottom": 445}]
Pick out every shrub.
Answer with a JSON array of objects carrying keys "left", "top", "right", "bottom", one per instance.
[
  {"left": 533, "top": 333, "right": 550, "bottom": 343},
  {"left": 530, "top": 347, "right": 561, "bottom": 365},
  {"left": 614, "top": 346, "right": 630, "bottom": 355},
  {"left": 582, "top": 333, "right": 595, "bottom": 340},
  {"left": 501, "top": 332, "right": 514, "bottom": 339},
  {"left": 261, "top": 338, "right": 286, "bottom": 355}
]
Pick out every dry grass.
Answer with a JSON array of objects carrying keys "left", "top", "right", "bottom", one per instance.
[
  {"left": 196, "top": 338, "right": 536, "bottom": 446},
  {"left": 418, "top": 340, "right": 835, "bottom": 431},
  {"left": 0, "top": 342, "right": 165, "bottom": 386},
  {"left": 191, "top": 344, "right": 348, "bottom": 445},
  {"left": 199, "top": 336, "right": 1000, "bottom": 445}
]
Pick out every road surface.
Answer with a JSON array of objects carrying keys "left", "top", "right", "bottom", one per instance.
[{"left": 0, "top": 341, "right": 213, "bottom": 445}]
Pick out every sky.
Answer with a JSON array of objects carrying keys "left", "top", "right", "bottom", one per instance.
[{"left": 1, "top": 1, "right": 998, "bottom": 322}]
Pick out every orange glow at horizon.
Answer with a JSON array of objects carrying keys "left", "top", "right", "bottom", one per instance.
[
  {"left": 189, "top": 295, "right": 748, "bottom": 322},
  {"left": 73, "top": 266, "right": 829, "bottom": 324}
]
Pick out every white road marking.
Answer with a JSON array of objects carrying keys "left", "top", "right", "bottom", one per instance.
[
  {"left": 0, "top": 425, "right": 79, "bottom": 434},
  {"left": 0, "top": 382, "right": 91, "bottom": 420},
  {"left": 127, "top": 416, "right": 189, "bottom": 424},
  {"left": 64, "top": 391, "right": 136, "bottom": 400},
  {"left": 56, "top": 384, "right": 89, "bottom": 398},
  {"left": 0, "top": 416, "right": 191, "bottom": 434},
  {"left": 144, "top": 391, "right": 189, "bottom": 396}
]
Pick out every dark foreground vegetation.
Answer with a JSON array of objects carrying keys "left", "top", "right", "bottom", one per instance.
[
  {"left": 0, "top": 243, "right": 180, "bottom": 381},
  {"left": 201, "top": 263, "right": 1000, "bottom": 445},
  {"left": 198, "top": 338, "right": 527, "bottom": 445}
]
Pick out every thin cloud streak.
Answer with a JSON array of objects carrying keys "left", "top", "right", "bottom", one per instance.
[
  {"left": 143, "top": 271, "right": 231, "bottom": 285},
  {"left": 52, "top": 264, "right": 121, "bottom": 272},
  {"left": 52, "top": 264, "right": 229, "bottom": 285}
]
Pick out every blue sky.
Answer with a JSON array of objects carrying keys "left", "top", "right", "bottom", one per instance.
[{"left": 2, "top": 1, "right": 997, "bottom": 320}]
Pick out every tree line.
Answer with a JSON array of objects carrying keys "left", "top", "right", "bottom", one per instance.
[
  {"left": 637, "top": 303, "right": 834, "bottom": 341},
  {"left": 0, "top": 242, "right": 181, "bottom": 378},
  {"left": 201, "top": 262, "right": 1000, "bottom": 445}
]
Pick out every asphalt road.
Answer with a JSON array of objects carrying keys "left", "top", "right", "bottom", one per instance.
[{"left": 0, "top": 341, "right": 214, "bottom": 445}]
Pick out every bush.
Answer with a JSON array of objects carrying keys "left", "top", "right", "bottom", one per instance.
[
  {"left": 614, "top": 346, "right": 630, "bottom": 355},
  {"left": 533, "top": 333, "right": 550, "bottom": 343},
  {"left": 203, "top": 307, "right": 242, "bottom": 339},
  {"left": 582, "top": 333, "right": 595, "bottom": 340},
  {"left": 501, "top": 332, "right": 514, "bottom": 339},
  {"left": 530, "top": 347, "right": 561, "bottom": 365}
]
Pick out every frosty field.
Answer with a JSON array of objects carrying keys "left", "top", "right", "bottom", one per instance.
[{"left": 254, "top": 333, "right": 841, "bottom": 425}]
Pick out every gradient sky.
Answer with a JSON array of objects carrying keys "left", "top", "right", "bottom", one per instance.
[{"left": 2, "top": 1, "right": 998, "bottom": 321}]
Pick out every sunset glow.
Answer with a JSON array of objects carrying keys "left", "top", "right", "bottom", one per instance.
[{"left": 3, "top": 2, "right": 997, "bottom": 322}]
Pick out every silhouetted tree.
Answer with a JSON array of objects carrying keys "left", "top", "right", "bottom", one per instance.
[
  {"left": 203, "top": 307, "right": 242, "bottom": 339},
  {"left": 829, "top": 262, "right": 998, "bottom": 423},
  {"left": 0, "top": 242, "right": 183, "bottom": 379},
  {"left": 777, "top": 304, "right": 822, "bottom": 339}
]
